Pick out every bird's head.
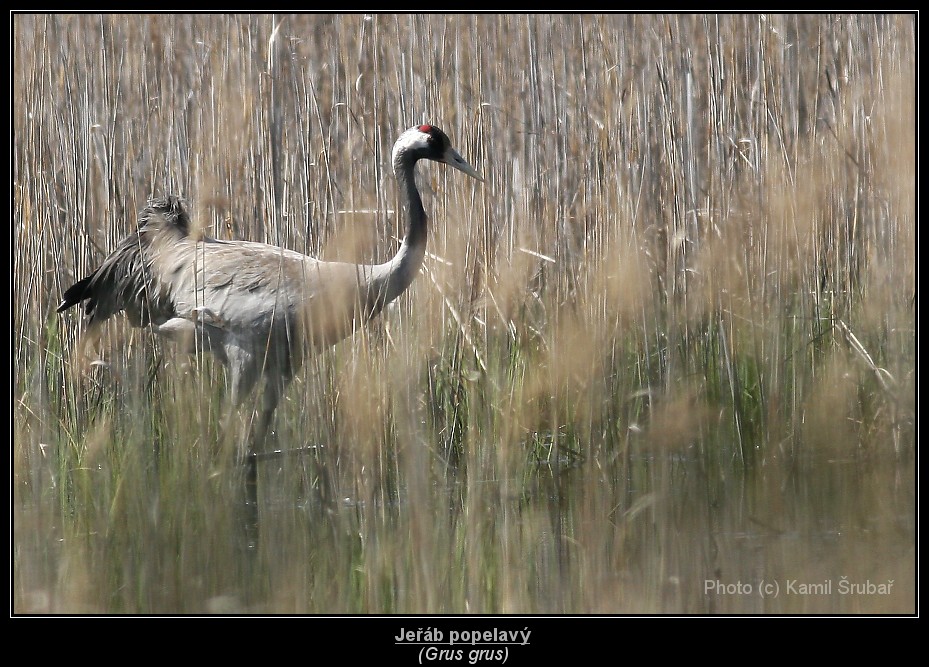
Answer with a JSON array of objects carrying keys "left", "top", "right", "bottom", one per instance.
[
  {"left": 393, "top": 124, "right": 484, "bottom": 182},
  {"left": 139, "top": 195, "right": 192, "bottom": 236}
]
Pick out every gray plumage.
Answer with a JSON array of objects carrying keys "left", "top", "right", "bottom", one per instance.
[{"left": 58, "top": 125, "right": 483, "bottom": 450}]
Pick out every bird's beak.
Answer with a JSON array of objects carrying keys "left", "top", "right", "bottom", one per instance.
[{"left": 443, "top": 147, "right": 484, "bottom": 182}]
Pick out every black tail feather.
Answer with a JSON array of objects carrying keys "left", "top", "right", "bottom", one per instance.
[
  {"left": 57, "top": 195, "right": 189, "bottom": 326},
  {"left": 57, "top": 275, "right": 93, "bottom": 313}
]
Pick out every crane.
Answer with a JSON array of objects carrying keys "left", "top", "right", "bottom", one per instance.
[{"left": 58, "top": 125, "right": 483, "bottom": 464}]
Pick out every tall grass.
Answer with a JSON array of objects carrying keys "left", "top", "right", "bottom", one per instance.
[{"left": 13, "top": 13, "right": 915, "bottom": 614}]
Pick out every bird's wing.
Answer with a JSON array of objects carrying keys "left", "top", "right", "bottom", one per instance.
[{"left": 154, "top": 238, "right": 378, "bottom": 350}]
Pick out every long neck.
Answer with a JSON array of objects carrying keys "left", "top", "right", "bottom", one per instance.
[{"left": 369, "top": 152, "right": 428, "bottom": 311}]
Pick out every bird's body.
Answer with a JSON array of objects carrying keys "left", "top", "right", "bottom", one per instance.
[{"left": 58, "top": 125, "right": 482, "bottom": 450}]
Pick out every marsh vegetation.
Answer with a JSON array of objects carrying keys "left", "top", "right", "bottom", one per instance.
[{"left": 13, "top": 13, "right": 915, "bottom": 614}]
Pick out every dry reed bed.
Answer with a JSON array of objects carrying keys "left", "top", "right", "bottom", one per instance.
[{"left": 13, "top": 14, "right": 915, "bottom": 613}]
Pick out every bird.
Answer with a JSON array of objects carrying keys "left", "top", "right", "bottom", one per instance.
[{"left": 58, "top": 124, "right": 483, "bottom": 458}]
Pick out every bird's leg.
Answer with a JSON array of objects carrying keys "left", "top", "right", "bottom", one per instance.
[
  {"left": 224, "top": 355, "right": 265, "bottom": 550},
  {"left": 239, "top": 377, "right": 283, "bottom": 545},
  {"left": 248, "top": 380, "right": 318, "bottom": 458},
  {"left": 241, "top": 456, "right": 259, "bottom": 550},
  {"left": 227, "top": 409, "right": 259, "bottom": 551},
  {"left": 244, "top": 377, "right": 282, "bottom": 462},
  {"left": 250, "top": 380, "right": 281, "bottom": 451},
  {"left": 240, "top": 400, "right": 273, "bottom": 548}
]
